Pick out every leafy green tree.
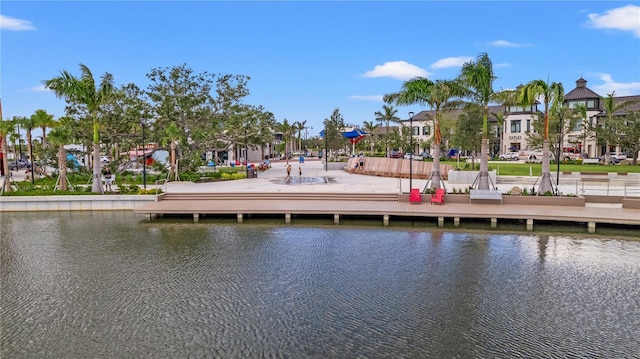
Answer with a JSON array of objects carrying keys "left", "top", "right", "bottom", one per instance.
[
  {"left": 518, "top": 78, "right": 564, "bottom": 193},
  {"left": 322, "top": 108, "right": 348, "bottom": 157},
  {"left": 144, "top": 64, "right": 250, "bottom": 169},
  {"left": 384, "top": 78, "right": 463, "bottom": 189},
  {"left": 374, "top": 104, "right": 400, "bottom": 157},
  {"left": 528, "top": 106, "right": 581, "bottom": 161},
  {"left": 453, "top": 105, "right": 484, "bottom": 168},
  {"left": 591, "top": 92, "right": 639, "bottom": 164},
  {"left": 458, "top": 53, "right": 498, "bottom": 190},
  {"left": 43, "top": 63, "right": 115, "bottom": 193},
  {"left": 616, "top": 111, "right": 640, "bottom": 165}
]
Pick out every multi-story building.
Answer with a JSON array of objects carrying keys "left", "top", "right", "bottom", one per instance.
[{"left": 400, "top": 77, "right": 639, "bottom": 159}]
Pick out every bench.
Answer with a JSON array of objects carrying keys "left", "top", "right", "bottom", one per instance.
[
  {"left": 470, "top": 189, "right": 503, "bottom": 204},
  {"left": 198, "top": 166, "right": 218, "bottom": 174},
  {"left": 582, "top": 158, "right": 600, "bottom": 164}
]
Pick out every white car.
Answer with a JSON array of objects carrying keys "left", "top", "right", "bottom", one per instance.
[
  {"left": 499, "top": 152, "right": 519, "bottom": 160},
  {"left": 100, "top": 156, "right": 111, "bottom": 163},
  {"left": 611, "top": 152, "right": 627, "bottom": 161}
]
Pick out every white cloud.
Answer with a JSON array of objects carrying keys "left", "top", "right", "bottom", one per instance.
[
  {"left": 362, "top": 61, "right": 429, "bottom": 80},
  {"left": 494, "top": 63, "right": 511, "bottom": 68},
  {"left": 587, "top": 5, "right": 640, "bottom": 37},
  {"left": 590, "top": 73, "right": 640, "bottom": 96},
  {"left": 430, "top": 56, "right": 473, "bottom": 69},
  {"left": 0, "top": 15, "right": 36, "bottom": 31},
  {"left": 350, "top": 95, "right": 384, "bottom": 102},
  {"left": 489, "top": 40, "right": 531, "bottom": 47},
  {"left": 31, "top": 85, "right": 49, "bottom": 92}
]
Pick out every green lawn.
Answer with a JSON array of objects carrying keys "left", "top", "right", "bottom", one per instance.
[{"left": 439, "top": 161, "right": 640, "bottom": 176}]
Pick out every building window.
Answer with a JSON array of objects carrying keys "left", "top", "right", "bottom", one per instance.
[
  {"left": 573, "top": 119, "right": 583, "bottom": 131},
  {"left": 510, "top": 120, "right": 521, "bottom": 133},
  {"left": 526, "top": 120, "right": 530, "bottom": 132},
  {"left": 423, "top": 126, "right": 430, "bottom": 136},
  {"left": 412, "top": 126, "right": 419, "bottom": 136},
  {"left": 587, "top": 100, "right": 595, "bottom": 108}
]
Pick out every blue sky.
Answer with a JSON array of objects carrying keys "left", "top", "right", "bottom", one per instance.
[{"left": 2, "top": 1, "right": 639, "bottom": 136}]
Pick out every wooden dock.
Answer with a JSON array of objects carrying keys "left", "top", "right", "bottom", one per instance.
[{"left": 134, "top": 192, "right": 640, "bottom": 233}]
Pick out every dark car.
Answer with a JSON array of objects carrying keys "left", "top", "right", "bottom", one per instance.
[{"left": 9, "top": 159, "right": 28, "bottom": 171}]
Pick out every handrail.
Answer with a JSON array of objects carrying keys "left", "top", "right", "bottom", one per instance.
[{"left": 155, "top": 179, "right": 168, "bottom": 195}]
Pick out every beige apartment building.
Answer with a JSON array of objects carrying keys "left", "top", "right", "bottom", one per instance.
[{"left": 401, "top": 78, "right": 640, "bottom": 159}]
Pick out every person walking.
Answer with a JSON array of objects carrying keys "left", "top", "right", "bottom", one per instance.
[
  {"left": 103, "top": 167, "right": 113, "bottom": 192},
  {"left": 298, "top": 166, "right": 302, "bottom": 176},
  {"left": 286, "top": 163, "right": 292, "bottom": 177},
  {"left": 358, "top": 152, "right": 364, "bottom": 170}
]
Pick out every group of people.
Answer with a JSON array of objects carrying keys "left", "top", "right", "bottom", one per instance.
[{"left": 285, "top": 163, "right": 302, "bottom": 178}]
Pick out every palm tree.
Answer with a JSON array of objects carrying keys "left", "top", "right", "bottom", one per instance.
[
  {"left": 518, "top": 79, "right": 564, "bottom": 194},
  {"left": 294, "top": 120, "right": 307, "bottom": 154},
  {"left": 384, "top": 78, "right": 463, "bottom": 189},
  {"left": 31, "top": 109, "right": 56, "bottom": 148},
  {"left": 43, "top": 63, "right": 115, "bottom": 193},
  {"left": 362, "top": 120, "right": 379, "bottom": 154},
  {"left": 278, "top": 119, "right": 295, "bottom": 159},
  {"left": 1, "top": 119, "right": 12, "bottom": 193},
  {"left": 492, "top": 88, "right": 519, "bottom": 155},
  {"left": 17, "top": 115, "right": 37, "bottom": 180},
  {"left": 458, "top": 53, "right": 497, "bottom": 190},
  {"left": 48, "top": 123, "right": 74, "bottom": 191},
  {"left": 374, "top": 104, "right": 400, "bottom": 157}
]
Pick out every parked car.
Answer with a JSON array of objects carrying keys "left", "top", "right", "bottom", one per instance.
[
  {"left": 8, "top": 159, "right": 28, "bottom": 171},
  {"left": 599, "top": 155, "right": 619, "bottom": 164},
  {"left": 390, "top": 150, "right": 403, "bottom": 158},
  {"left": 101, "top": 155, "right": 111, "bottom": 163},
  {"left": 404, "top": 152, "right": 422, "bottom": 161},
  {"left": 499, "top": 152, "right": 519, "bottom": 160},
  {"left": 611, "top": 152, "right": 627, "bottom": 161}
]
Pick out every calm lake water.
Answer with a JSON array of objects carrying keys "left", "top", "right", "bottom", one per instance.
[{"left": 1, "top": 212, "right": 639, "bottom": 358}]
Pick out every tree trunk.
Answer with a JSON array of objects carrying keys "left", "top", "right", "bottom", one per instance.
[
  {"left": 91, "top": 143, "right": 103, "bottom": 193},
  {"left": 170, "top": 142, "right": 176, "bottom": 180},
  {"left": 476, "top": 138, "right": 490, "bottom": 189},
  {"left": 58, "top": 144, "right": 68, "bottom": 191},
  {"left": 2, "top": 134, "right": 11, "bottom": 193},
  {"left": 538, "top": 139, "right": 553, "bottom": 194},
  {"left": 429, "top": 145, "right": 442, "bottom": 189}
]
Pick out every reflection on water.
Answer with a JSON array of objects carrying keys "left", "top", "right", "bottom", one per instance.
[{"left": 1, "top": 212, "right": 639, "bottom": 358}]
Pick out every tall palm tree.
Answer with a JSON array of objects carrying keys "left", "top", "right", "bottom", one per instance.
[
  {"left": 518, "top": 79, "right": 564, "bottom": 194},
  {"left": 31, "top": 109, "right": 56, "bottom": 148},
  {"left": 362, "top": 120, "right": 379, "bottom": 154},
  {"left": 458, "top": 53, "right": 497, "bottom": 190},
  {"left": 1, "top": 119, "right": 12, "bottom": 193},
  {"left": 374, "top": 104, "right": 400, "bottom": 157},
  {"left": 17, "top": 115, "right": 37, "bottom": 180},
  {"left": 492, "top": 88, "right": 519, "bottom": 155},
  {"left": 278, "top": 119, "right": 295, "bottom": 159},
  {"left": 384, "top": 78, "right": 463, "bottom": 189},
  {"left": 48, "top": 123, "right": 73, "bottom": 191},
  {"left": 294, "top": 120, "right": 307, "bottom": 154},
  {"left": 43, "top": 64, "right": 115, "bottom": 193}
]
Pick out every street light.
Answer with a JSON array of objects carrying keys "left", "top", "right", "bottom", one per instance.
[
  {"left": 245, "top": 128, "right": 248, "bottom": 178},
  {"left": 409, "top": 111, "right": 414, "bottom": 192},
  {"left": 141, "top": 120, "right": 147, "bottom": 190}
]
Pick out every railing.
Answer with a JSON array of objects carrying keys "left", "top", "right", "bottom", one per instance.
[{"left": 155, "top": 179, "right": 168, "bottom": 195}]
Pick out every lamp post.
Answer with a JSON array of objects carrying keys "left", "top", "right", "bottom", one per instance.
[
  {"left": 245, "top": 128, "right": 248, "bottom": 178},
  {"left": 409, "top": 111, "right": 414, "bottom": 192},
  {"left": 556, "top": 112, "right": 563, "bottom": 195},
  {"left": 324, "top": 123, "right": 328, "bottom": 172},
  {"left": 141, "top": 120, "right": 146, "bottom": 190}
]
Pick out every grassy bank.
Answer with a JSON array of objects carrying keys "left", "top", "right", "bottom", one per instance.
[{"left": 439, "top": 161, "right": 640, "bottom": 176}]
